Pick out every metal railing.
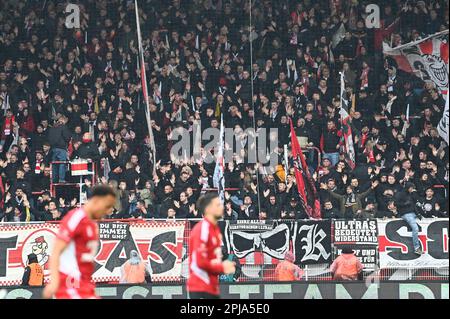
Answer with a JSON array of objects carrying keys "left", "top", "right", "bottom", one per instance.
[
  {"left": 49, "top": 160, "right": 97, "bottom": 198},
  {"left": 165, "top": 264, "right": 450, "bottom": 284}
]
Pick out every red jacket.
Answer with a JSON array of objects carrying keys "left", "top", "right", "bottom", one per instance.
[{"left": 187, "top": 218, "right": 224, "bottom": 296}]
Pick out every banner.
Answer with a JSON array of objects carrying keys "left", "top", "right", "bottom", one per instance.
[
  {"left": 333, "top": 219, "right": 379, "bottom": 270},
  {"left": 378, "top": 218, "right": 449, "bottom": 268},
  {"left": 383, "top": 30, "right": 449, "bottom": 92},
  {"left": 221, "top": 220, "right": 290, "bottom": 266},
  {"left": 93, "top": 221, "right": 185, "bottom": 282},
  {"left": 0, "top": 223, "right": 59, "bottom": 286},
  {"left": 293, "top": 220, "right": 332, "bottom": 264},
  {"left": 0, "top": 221, "right": 186, "bottom": 286},
  {"left": 221, "top": 220, "right": 332, "bottom": 267},
  {"left": 1, "top": 218, "right": 448, "bottom": 286},
  {"left": 333, "top": 245, "right": 378, "bottom": 270},
  {"left": 333, "top": 220, "right": 378, "bottom": 244},
  {"left": 1, "top": 281, "right": 448, "bottom": 299}
]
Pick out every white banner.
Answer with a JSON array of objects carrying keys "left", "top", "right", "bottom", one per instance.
[
  {"left": 378, "top": 218, "right": 449, "bottom": 268},
  {"left": 383, "top": 30, "right": 449, "bottom": 92},
  {"left": 0, "top": 223, "right": 59, "bottom": 286},
  {"left": 0, "top": 221, "right": 186, "bottom": 286}
]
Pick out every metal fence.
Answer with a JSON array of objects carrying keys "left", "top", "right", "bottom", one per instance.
[{"left": 164, "top": 264, "right": 449, "bottom": 284}]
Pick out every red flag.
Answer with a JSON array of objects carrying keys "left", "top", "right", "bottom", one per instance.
[
  {"left": 289, "top": 118, "right": 321, "bottom": 218},
  {"left": 374, "top": 18, "right": 400, "bottom": 50},
  {"left": 340, "top": 72, "right": 356, "bottom": 169}
]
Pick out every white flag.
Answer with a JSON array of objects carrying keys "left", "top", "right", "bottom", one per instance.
[
  {"left": 383, "top": 30, "right": 449, "bottom": 93},
  {"left": 332, "top": 23, "right": 346, "bottom": 49},
  {"left": 213, "top": 115, "right": 225, "bottom": 203},
  {"left": 438, "top": 93, "right": 449, "bottom": 144}
]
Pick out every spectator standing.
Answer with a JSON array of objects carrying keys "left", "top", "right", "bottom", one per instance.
[
  {"left": 275, "top": 251, "right": 303, "bottom": 281},
  {"left": 21, "top": 253, "right": 44, "bottom": 286},
  {"left": 330, "top": 247, "right": 364, "bottom": 281},
  {"left": 47, "top": 115, "right": 71, "bottom": 183},
  {"left": 119, "top": 250, "right": 152, "bottom": 284}
]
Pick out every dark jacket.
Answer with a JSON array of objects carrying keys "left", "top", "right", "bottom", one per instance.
[
  {"left": 321, "top": 129, "right": 341, "bottom": 153},
  {"left": 76, "top": 141, "right": 100, "bottom": 161},
  {"left": 327, "top": 187, "right": 373, "bottom": 218},
  {"left": 230, "top": 202, "right": 258, "bottom": 220},
  {"left": 393, "top": 190, "right": 416, "bottom": 217},
  {"left": 322, "top": 207, "right": 342, "bottom": 219},
  {"left": 47, "top": 124, "right": 71, "bottom": 149},
  {"left": 284, "top": 203, "right": 309, "bottom": 220},
  {"left": 264, "top": 202, "right": 283, "bottom": 219}
]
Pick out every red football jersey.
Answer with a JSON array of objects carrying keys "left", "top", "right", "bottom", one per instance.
[
  {"left": 187, "top": 218, "right": 224, "bottom": 296},
  {"left": 54, "top": 208, "right": 99, "bottom": 299}
]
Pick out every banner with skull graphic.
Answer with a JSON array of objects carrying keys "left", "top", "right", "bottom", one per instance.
[
  {"left": 220, "top": 220, "right": 332, "bottom": 266},
  {"left": 383, "top": 30, "right": 449, "bottom": 93}
]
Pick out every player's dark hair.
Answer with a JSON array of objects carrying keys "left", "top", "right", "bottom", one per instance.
[
  {"left": 196, "top": 192, "right": 219, "bottom": 216},
  {"left": 91, "top": 185, "right": 116, "bottom": 198}
]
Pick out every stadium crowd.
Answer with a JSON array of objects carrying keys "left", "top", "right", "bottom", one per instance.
[{"left": 0, "top": 0, "right": 448, "bottom": 223}]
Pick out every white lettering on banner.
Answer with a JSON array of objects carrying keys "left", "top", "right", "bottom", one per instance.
[
  {"left": 263, "top": 284, "right": 292, "bottom": 299},
  {"left": 299, "top": 224, "right": 331, "bottom": 262},
  {"left": 95, "top": 287, "right": 117, "bottom": 298},
  {"left": 122, "top": 286, "right": 149, "bottom": 299},
  {"left": 228, "top": 284, "right": 260, "bottom": 299},
  {"left": 0, "top": 283, "right": 448, "bottom": 299},
  {"left": 303, "top": 284, "right": 323, "bottom": 299},
  {"left": 333, "top": 220, "right": 378, "bottom": 243},
  {"left": 152, "top": 286, "right": 184, "bottom": 299},
  {"left": 4, "top": 288, "right": 33, "bottom": 299},
  {"left": 442, "top": 284, "right": 449, "bottom": 299},
  {"left": 335, "top": 284, "right": 379, "bottom": 299}
]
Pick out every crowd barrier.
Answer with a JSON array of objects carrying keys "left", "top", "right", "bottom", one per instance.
[
  {"left": 0, "top": 218, "right": 448, "bottom": 286},
  {"left": 1, "top": 281, "right": 448, "bottom": 299}
]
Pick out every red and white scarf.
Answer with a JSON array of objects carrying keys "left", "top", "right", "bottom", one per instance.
[{"left": 35, "top": 159, "right": 43, "bottom": 174}]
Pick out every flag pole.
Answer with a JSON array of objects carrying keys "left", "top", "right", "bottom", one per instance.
[
  {"left": 248, "top": 0, "right": 263, "bottom": 213},
  {"left": 135, "top": 0, "right": 156, "bottom": 175},
  {"left": 283, "top": 144, "right": 289, "bottom": 185}
]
